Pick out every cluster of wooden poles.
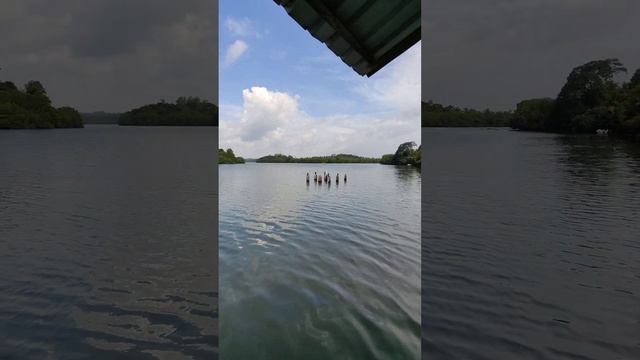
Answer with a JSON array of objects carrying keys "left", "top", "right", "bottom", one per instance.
[{"left": 306, "top": 171, "right": 347, "bottom": 185}]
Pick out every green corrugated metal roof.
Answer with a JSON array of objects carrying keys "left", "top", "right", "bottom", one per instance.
[{"left": 274, "top": 0, "right": 420, "bottom": 77}]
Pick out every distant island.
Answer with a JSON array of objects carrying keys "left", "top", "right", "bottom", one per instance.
[
  {"left": 81, "top": 111, "right": 120, "bottom": 124},
  {"left": 219, "top": 148, "right": 245, "bottom": 164},
  {"left": 256, "top": 154, "right": 380, "bottom": 163},
  {"left": 119, "top": 97, "right": 218, "bottom": 126},
  {"left": 0, "top": 80, "right": 83, "bottom": 129},
  {"left": 244, "top": 142, "right": 421, "bottom": 167},
  {"left": 422, "top": 101, "right": 512, "bottom": 127},
  {"left": 423, "top": 58, "right": 640, "bottom": 140}
]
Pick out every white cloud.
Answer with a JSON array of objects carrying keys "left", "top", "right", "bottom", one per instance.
[
  {"left": 355, "top": 42, "right": 421, "bottom": 113},
  {"left": 220, "top": 86, "right": 420, "bottom": 158},
  {"left": 219, "top": 41, "right": 421, "bottom": 158},
  {"left": 240, "top": 86, "right": 301, "bottom": 141},
  {"left": 224, "top": 17, "right": 263, "bottom": 38},
  {"left": 224, "top": 40, "right": 248, "bottom": 67}
]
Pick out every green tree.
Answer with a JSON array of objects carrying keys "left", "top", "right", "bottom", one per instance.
[
  {"left": 381, "top": 142, "right": 421, "bottom": 166},
  {"left": 551, "top": 58, "right": 627, "bottom": 132},
  {"left": 219, "top": 148, "right": 245, "bottom": 164},
  {"left": 511, "top": 98, "right": 555, "bottom": 131},
  {"left": 619, "top": 69, "right": 640, "bottom": 138},
  {"left": 24, "top": 80, "right": 46, "bottom": 96},
  {"left": 0, "top": 79, "right": 83, "bottom": 129},
  {"left": 629, "top": 69, "right": 640, "bottom": 87}
]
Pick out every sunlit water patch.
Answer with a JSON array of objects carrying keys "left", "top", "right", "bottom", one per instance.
[{"left": 220, "top": 163, "right": 421, "bottom": 359}]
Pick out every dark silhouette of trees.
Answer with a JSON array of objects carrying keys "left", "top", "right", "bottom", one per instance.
[
  {"left": 510, "top": 58, "right": 640, "bottom": 139},
  {"left": 511, "top": 98, "right": 555, "bottom": 131},
  {"left": 422, "top": 101, "right": 512, "bottom": 127},
  {"left": 550, "top": 59, "right": 627, "bottom": 133},
  {"left": 0, "top": 79, "right": 82, "bottom": 129},
  {"left": 423, "top": 59, "right": 640, "bottom": 140},
  {"left": 119, "top": 97, "right": 218, "bottom": 126}
]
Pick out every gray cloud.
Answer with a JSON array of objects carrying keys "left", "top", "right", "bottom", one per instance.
[
  {"left": 422, "top": 0, "right": 640, "bottom": 110},
  {"left": 0, "top": 0, "right": 218, "bottom": 112}
]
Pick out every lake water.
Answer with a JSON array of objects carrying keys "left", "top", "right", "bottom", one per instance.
[
  {"left": 422, "top": 128, "right": 640, "bottom": 359},
  {"left": 0, "top": 125, "right": 218, "bottom": 359},
  {"left": 219, "top": 163, "right": 421, "bottom": 359}
]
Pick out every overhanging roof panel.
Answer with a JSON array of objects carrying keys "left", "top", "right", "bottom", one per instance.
[{"left": 274, "top": 0, "right": 420, "bottom": 77}]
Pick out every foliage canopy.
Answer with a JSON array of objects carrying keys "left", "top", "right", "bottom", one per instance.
[
  {"left": 219, "top": 148, "right": 245, "bottom": 164},
  {"left": 422, "top": 101, "right": 512, "bottom": 127},
  {"left": 510, "top": 59, "right": 640, "bottom": 139},
  {"left": 0, "top": 80, "right": 83, "bottom": 129},
  {"left": 119, "top": 97, "right": 218, "bottom": 126},
  {"left": 380, "top": 141, "right": 421, "bottom": 167}
]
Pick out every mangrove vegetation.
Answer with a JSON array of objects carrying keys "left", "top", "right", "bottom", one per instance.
[
  {"left": 256, "top": 154, "right": 380, "bottom": 163},
  {"left": 119, "top": 97, "right": 218, "bottom": 126},
  {"left": 252, "top": 142, "right": 421, "bottom": 167},
  {"left": 0, "top": 80, "right": 83, "bottom": 129},
  {"left": 422, "top": 101, "right": 512, "bottom": 127}
]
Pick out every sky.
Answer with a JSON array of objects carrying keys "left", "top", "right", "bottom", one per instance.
[
  {"left": 422, "top": 0, "right": 640, "bottom": 110},
  {"left": 0, "top": 0, "right": 218, "bottom": 112},
  {"left": 219, "top": 1, "right": 421, "bottom": 159}
]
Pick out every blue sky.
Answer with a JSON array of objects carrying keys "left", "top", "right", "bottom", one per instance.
[{"left": 219, "top": 0, "right": 421, "bottom": 158}]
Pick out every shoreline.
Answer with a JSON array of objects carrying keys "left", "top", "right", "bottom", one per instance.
[{"left": 423, "top": 126, "right": 640, "bottom": 141}]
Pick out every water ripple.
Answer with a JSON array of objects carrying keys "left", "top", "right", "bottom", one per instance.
[
  {"left": 220, "top": 163, "right": 421, "bottom": 359},
  {"left": 423, "top": 128, "right": 640, "bottom": 360},
  {"left": 0, "top": 126, "right": 218, "bottom": 359}
]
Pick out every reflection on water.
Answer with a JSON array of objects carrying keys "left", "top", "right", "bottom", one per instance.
[
  {"left": 0, "top": 126, "right": 218, "bottom": 359},
  {"left": 220, "top": 163, "right": 421, "bottom": 359},
  {"left": 423, "top": 128, "right": 640, "bottom": 359}
]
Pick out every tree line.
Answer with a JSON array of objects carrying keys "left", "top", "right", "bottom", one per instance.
[
  {"left": 0, "top": 76, "right": 218, "bottom": 128},
  {"left": 241, "top": 142, "right": 421, "bottom": 167},
  {"left": 422, "top": 101, "right": 513, "bottom": 127},
  {"left": 423, "top": 58, "right": 640, "bottom": 140},
  {"left": 81, "top": 111, "right": 120, "bottom": 124},
  {"left": 0, "top": 80, "right": 83, "bottom": 129},
  {"left": 256, "top": 153, "right": 380, "bottom": 163},
  {"left": 512, "top": 59, "right": 639, "bottom": 139},
  {"left": 119, "top": 97, "right": 218, "bottom": 126}
]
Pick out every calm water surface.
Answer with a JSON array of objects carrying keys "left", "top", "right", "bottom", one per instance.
[
  {"left": 423, "top": 128, "right": 640, "bottom": 359},
  {"left": 220, "top": 163, "right": 421, "bottom": 359},
  {"left": 0, "top": 125, "right": 218, "bottom": 359}
]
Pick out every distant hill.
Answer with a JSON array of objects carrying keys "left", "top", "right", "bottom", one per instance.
[
  {"left": 119, "top": 97, "right": 218, "bottom": 126},
  {"left": 81, "top": 111, "right": 120, "bottom": 124}
]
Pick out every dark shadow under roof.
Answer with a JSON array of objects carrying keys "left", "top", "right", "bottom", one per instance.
[{"left": 274, "top": 0, "right": 420, "bottom": 77}]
